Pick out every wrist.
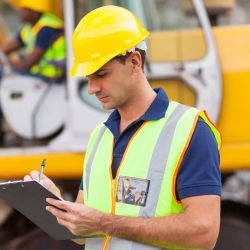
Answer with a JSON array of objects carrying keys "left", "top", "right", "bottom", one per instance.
[{"left": 99, "top": 212, "right": 114, "bottom": 235}]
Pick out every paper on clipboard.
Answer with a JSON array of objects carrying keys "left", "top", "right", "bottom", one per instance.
[{"left": 0, "top": 180, "right": 83, "bottom": 240}]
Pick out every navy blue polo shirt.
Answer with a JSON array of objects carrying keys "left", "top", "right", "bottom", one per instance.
[
  {"left": 80, "top": 88, "right": 221, "bottom": 200},
  {"left": 17, "top": 26, "right": 63, "bottom": 50}
]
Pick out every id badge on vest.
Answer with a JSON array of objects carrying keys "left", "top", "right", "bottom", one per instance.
[{"left": 116, "top": 176, "right": 150, "bottom": 207}]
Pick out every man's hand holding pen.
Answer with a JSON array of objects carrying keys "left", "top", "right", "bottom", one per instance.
[
  {"left": 22, "top": 159, "right": 100, "bottom": 239},
  {"left": 24, "top": 170, "right": 63, "bottom": 199}
]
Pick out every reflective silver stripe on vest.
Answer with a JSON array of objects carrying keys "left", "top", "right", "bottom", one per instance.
[
  {"left": 85, "top": 237, "right": 105, "bottom": 250},
  {"left": 139, "top": 103, "right": 189, "bottom": 217},
  {"left": 107, "top": 104, "right": 189, "bottom": 250},
  {"left": 85, "top": 125, "right": 107, "bottom": 198}
]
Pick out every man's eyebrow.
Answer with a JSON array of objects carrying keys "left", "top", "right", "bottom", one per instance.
[{"left": 91, "top": 68, "right": 110, "bottom": 76}]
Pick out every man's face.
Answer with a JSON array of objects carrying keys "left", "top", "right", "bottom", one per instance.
[
  {"left": 87, "top": 54, "right": 136, "bottom": 110},
  {"left": 19, "top": 8, "right": 37, "bottom": 23}
]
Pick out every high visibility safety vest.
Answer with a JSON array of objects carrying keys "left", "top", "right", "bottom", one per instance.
[
  {"left": 83, "top": 101, "right": 221, "bottom": 250},
  {"left": 20, "top": 13, "right": 66, "bottom": 80}
]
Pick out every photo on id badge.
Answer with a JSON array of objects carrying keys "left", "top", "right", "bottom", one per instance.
[{"left": 116, "top": 176, "right": 150, "bottom": 206}]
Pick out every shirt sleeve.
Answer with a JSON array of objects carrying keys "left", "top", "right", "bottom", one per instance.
[
  {"left": 79, "top": 177, "right": 83, "bottom": 190},
  {"left": 176, "top": 118, "right": 221, "bottom": 200},
  {"left": 15, "top": 30, "right": 24, "bottom": 46},
  {"left": 35, "top": 26, "right": 63, "bottom": 50}
]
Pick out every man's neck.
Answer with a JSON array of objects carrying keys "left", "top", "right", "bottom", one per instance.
[
  {"left": 30, "top": 12, "right": 42, "bottom": 25},
  {"left": 118, "top": 85, "right": 156, "bottom": 133}
]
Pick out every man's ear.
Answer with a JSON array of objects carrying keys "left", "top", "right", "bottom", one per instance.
[{"left": 131, "top": 51, "right": 142, "bottom": 72}]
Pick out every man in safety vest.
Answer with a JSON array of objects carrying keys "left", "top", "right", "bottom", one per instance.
[
  {"left": 25, "top": 5, "right": 221, "bottom": 250},
  {"left": 0, "top": 0, "right": 66, "bottom": 83}
]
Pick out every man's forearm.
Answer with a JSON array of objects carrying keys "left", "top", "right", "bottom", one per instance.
[
  {"left": 0, "top": 40, "right": 21, "bottom": 55},
  {"left": 10, "top": 47, "right": 45, "bottom": 71},
  {"left": 100, "top": 211, "right": 215, "bottom": 249},
  {"left": 46, "top": 195, "right": 220, "bottom": 250}
]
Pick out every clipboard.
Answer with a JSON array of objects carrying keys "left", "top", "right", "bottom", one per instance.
[{"left": 0, "top": 180, "right": 83, "bottom": 240}]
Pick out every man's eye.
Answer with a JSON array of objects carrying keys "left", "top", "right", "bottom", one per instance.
[
  {"left": 96, "top": 74, "right": 105, "bottom": 78},
  {"left": 96, "top": 72, "right": 108, "bottom": 78}
]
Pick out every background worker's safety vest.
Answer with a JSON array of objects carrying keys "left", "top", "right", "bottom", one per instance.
[
  {"left": 83, "top": 101, "right": 221, "bottom": 250},
  {"left": 20, "top": 13, "right": 66, "bottom": 80}
]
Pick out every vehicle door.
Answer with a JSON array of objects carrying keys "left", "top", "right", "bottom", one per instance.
[{"left": 65, "top": 0, "right": 222, "bottom": 151}]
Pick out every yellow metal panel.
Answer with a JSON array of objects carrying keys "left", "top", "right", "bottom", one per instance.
[
  {"left": 213, "top": 26, "right": 250, "bottom": 73},
  {"left": 212, "top": 25, "right": 250, "bottom": 171},
  {"left": 214, "top": 26, "right": 250, "bottom": 143},
  {"left": 179, "top": 29, "right": 207, "bottom": 61},
  {"left": 149, "top": 31, "right": 179, "bottom": 62},
  {"left": 220, "top": 143, "right": 250, "bottom": 172},
  {"left": 217, "top": 72, "right": 250, "bottom": 143},
  {"left": 0, "top": 153, "right": 85, "bottom": 179},
  {"left": 203, "top": 0, "right": 235, "bottom": 9},
  {"left": 149, "top": 29, "right": 206, "bottom": 62},
  {"left": 150, "top": 79, "right": 196, "bottom": 106},
  {"left": 183, "top": 0, "right": 234, "bottom": 12}
]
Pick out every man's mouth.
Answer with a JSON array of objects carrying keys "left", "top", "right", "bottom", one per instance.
[{"left": 97, "top": 95, "right": 108, "bottom": 102}]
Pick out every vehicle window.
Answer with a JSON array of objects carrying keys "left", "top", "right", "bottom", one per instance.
[
  {"left": 205, "top": 0, "right": 250, "bottom": 26},
  {"left": 142, "top": 0, "right": 200, "bottom": 31},
  {"left": 141, "top": 0, "right": 207, "bottom": 62},
  {"left": 75, "top": 0, "right": 127, "bottom": 23},
  {"left": 78, "top": 79, "right": 110, "bottom": 113},
  {"left": 75, "top": 0, "right": 146, "bottom": 24}
]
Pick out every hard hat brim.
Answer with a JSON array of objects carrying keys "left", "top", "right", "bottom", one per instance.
[
  {"left": 70, "top": 61, "right": 105, "bottom": 77},
  {"left": 70, "top": 37, "right": 149, "bottom": 77},
  {"left": 70, "top": 62, "right": 93, "bottom": 77},
  {"left": 70, "top": 53, "right": 121, "bottom": 77}
]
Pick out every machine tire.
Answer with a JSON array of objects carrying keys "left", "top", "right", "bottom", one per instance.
[{"left": 215, "top": 202, "right": 250, "bottom": 250}]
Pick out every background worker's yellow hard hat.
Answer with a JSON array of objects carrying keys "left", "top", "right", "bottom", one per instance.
[
  {"left": 18, "top": 0, "right": 53, "bottom": 14},
  {"left": 70, "top": 5, "right": 149, "bottom": 77}
]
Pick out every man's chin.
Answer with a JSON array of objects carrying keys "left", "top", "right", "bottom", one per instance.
[
  {"left": 100, "top": 100, "right": 116, "bottom": 110},
  {"left": 101, "top": 103, "right": 113, "bottom": 110}
]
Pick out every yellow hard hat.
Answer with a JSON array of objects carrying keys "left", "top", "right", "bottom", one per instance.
[
  {"left": 18, "top": 0, "right": 53, "bottom": 13},
  {"left": 70, "top": 5, "right": 149, "bottom": 77}
]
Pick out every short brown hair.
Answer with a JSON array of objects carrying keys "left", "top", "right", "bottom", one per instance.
[{"left": 113, "top": 48, "right": 146, "bottom": 71}]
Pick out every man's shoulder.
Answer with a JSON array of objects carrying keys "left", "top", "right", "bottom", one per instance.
[
  {"left": 37, "top": 26, "right": 63, "bottom": 36},
  {"left": 176, "top": 116, "right": 221, "bottom": 200},
  {"left": 35, "top": 26, "right": 64, "bottom": 49},
  {"left": 194, "top": 118, "right": 217, "bottom": 143}
]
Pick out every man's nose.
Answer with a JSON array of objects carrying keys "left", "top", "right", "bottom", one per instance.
[{"left": 88, "top": 77, "right": 101, "bottom": 95}]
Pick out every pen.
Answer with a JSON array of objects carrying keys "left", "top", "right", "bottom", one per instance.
[{"left": 39, "top": 159, "right": 46, "bottom": 183}]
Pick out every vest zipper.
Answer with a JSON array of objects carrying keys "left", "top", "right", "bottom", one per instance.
[
  {"left": 103, "top": 179, "right": 117, "bottom": 250},
  {"left": 103, "top": 235, "right": 110, "bottom": 250},
  {"left": 102, "top": 122, "right": 147, "bottom": 250},
  {"left": 102, "top": 137, "right": 116, "bottom": 250}
]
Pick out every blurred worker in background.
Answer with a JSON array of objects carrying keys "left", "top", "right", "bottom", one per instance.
[
  {"left": 0, "top": 0, "right": 66, "bottom": 83},
  {"left": 0, "top": 0, "right": 66, "bottom": 145},
  {"left": 25, "top": 5, "right": 221, "bottom": 250}
]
